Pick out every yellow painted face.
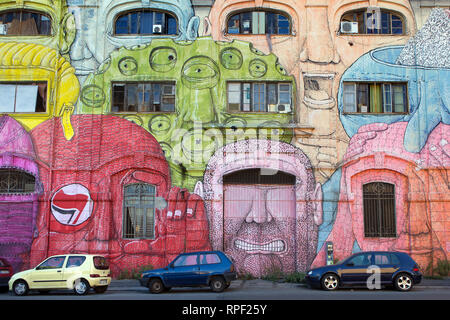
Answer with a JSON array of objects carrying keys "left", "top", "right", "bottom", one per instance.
[{"left": 0, "top": 42, "right": 79, "bottom": 138}]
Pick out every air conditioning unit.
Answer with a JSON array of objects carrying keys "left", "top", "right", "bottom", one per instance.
[
  {"left": 162, "top": 85, "right": 175, "bottom": 95},
  {"left": 340, "top": 21, "right": 358, "bottom": 34},
  {"left": 277, "top": 104, "right": 291, "bottom": 113},
  {"left": 153, "top": 24, "right": 162, "bottom": 34}
]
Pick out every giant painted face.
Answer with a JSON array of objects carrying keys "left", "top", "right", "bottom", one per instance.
[
  {"left": 0, "top": 116, "right": 42, "bottom": 272},
  {"left": 207, "top": 0, "right": 415, "bottom": 183},
  {"left": 203, "top": 139, "right": 322, "bottom": 276},
  {"left": 68, "top": 0, "right": 199, "bottom": 83},
  {"left": 29, "top": 115, "right": 210, "bottom": 276},
  {"left": 338, "top": 8, "right": 450, "bottom": 153},
  {"left": 312, "top": 121, "right": 450, "bottom": 269},
  {"left": 79, "top": 37, "right": 295, "bottom": 190}
]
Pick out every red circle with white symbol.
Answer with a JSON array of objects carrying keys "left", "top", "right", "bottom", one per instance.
[{"left": 51, "top": 184, "right": 94, "bottom": 226}]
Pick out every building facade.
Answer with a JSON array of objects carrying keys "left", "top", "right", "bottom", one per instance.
[{"left": 0, "top": 0, "right": 448, "bottom": 277}]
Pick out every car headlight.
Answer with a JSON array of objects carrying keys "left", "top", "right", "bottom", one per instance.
[{"left": 307, "top": 270, "right": 313, "bottom": 276}]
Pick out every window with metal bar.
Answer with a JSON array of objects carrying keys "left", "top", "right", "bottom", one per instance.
[
  {"left": 363, "top": 182, "right": 396, "bottom": 237},
  {"left": 122, "top": 184, "right": 156, "bottom": 239},
  {"left": 227, "top": 10, "right": 291, "bottom": 35},
  {"left": 0, "top": 169, "right": 36, "bottom": 194}
]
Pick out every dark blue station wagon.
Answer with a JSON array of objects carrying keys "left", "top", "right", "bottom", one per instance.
[
  {"left": 305, "top": 251, "right": 422, "bottom": 291},
  {"left": 139, "top": 251, "right": 237, "bottom": 293}
]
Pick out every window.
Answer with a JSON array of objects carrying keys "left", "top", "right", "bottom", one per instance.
[
  {"left": 0, "top": 10, "right": 51, "bottom": 36},
  {"left": 199, "top": 253, "right": 221, "bottom": 265},
  {"left": 343, "top": 82, "right": 407, "bottom": 114},
  {"left": 123, "top": 184, "right": 156, "bottom": 239},
  {"left": 93, "top": 256, "right": 110, "bottom": 270},
  {"left": 363, "top": 182, "right": 396, "bottom": 237},
  {"left": 0, "top": 169, "right": 36, "bottom": 194},
  {"left": 0, "top": 82, "right": 47, "bottom": 113},
  {"left": 114, "top": 10, "right": 177, "bottom": 35},
  {"left": 374, "top": 253, "right": 390, "bottom": 265},
  {"left": 227, "top": 82, "right": 292, "bottom": 113},
  {"left": 37, "top": 256, "right": 66, "bottom": 270},
  {"left": 112, "top": 82, "right": 175, "bottom": 112},
  {"left": 347, "top": 253, "right": 374, "bottom": 266},
  {"left": 227, "top": 10, "right": 291, "bottom": 35},
  {"left": 66, "top": 256, "right": 86, "bottom": 268},
  {"left": 340, "top": 9, "right": 404, "bottom": 35},
  {"left": 173, "top": 254, "right": 198, "bottom": 267}
]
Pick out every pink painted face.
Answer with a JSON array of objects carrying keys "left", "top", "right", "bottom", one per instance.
[
  {"left": 203, "top": 139, "right": 323, "bottom": 277},
  {"left": 223, "top": 184, "right": 296, "bottom": 276}
]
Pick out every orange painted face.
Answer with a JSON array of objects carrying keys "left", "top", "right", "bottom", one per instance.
[{"left": 208, "top": 0, "right": 415, "bottom": 181}]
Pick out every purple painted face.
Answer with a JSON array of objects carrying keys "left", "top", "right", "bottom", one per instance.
[
  {"left": 0, "top": 116, "right": 41, "bottom": 272},
  {"left": 223, "top": 184, "right": 296, "bottom": 276}
]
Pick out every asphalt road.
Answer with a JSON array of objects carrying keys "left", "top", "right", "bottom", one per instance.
[{"left": 1, "top": 279, "right": 449, "bottom": 300}]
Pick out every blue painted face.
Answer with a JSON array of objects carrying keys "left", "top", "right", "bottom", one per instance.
[
  {"left": 68, "top": 0, "right": 199, "bottom": 82},
  {"left": 338, "top": 46, "right": 450, "bottom": 153}
]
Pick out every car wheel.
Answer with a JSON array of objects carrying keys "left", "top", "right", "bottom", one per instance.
[
  {"left": 210, "top": 277, "right": 226, "bottom": 293},
  {"left": 74, "top": 279, "right": 90, "bottom": 295},
  {"left": 94, "top": 286, "right": 108, "bottom": 294},
  {"left": 13, "top": 280, "right": 29, "bottom": 296},
  {"left": 394, "top": 273, "right": 413, "bottom": 291},
  {"left": 149, "top": 278, "right": 164, "bottom": 294},
  {"left": 321, "top": 273, "right": 339, "bottom": 291}
]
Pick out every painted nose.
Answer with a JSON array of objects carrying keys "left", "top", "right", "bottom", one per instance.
[
  {"left": 245, "top": 190, "right": 274, "bottom": 224},
  {"left": 300, "top": 7, "right": 340, "bottom": 64}
]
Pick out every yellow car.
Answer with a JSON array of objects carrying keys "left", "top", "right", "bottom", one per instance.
[{"left": 9, "top": 254, "right": 111, "bottom": 296}]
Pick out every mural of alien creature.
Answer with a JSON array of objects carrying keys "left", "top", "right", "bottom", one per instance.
[
  {"left": 201, "top": 139, "right": 322, "bottom": 277},
  {"left": 79, "top": 37, "right": 296, "bottom": 190},
  {"left": 0, "top": 41, "right": 80, "bottom": 140},
  {"left": 208, "top": 0, "right": 416, "bottom": 183},
  {"left": 68, "top": 0, "right": 199, "bottom": 84},
  {"left": 0, "top": 0, "right": 76, "bottom": 59},
  {"left": 29, "top": 115, "right": 210, "bottom": 277},
  {"left": 338, "top": 8, "right": 450, "bottom": 153},
  {"left": 312, "top": 121, "right": 449, "bottom": 270},
  {"left": 0, "top": 115, "right": 42, "bottom": 273}
]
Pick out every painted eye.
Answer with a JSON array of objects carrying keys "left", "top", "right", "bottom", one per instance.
[
  {"left": 249, "top": 59, "right": 267, "bottom": 78},
  {"left": 149, "top": 47, "right": 177, "bottom": 72},
  {"left": 149, "top": 115, "right": 172, "bottom": 135},
  {"left": 181, "top": 56, "right": 220, "bottom": 89},
  {"left": 118, "top": 57, "right": 138, "bottom": 76},
  {"left": 80, "top": 85, "right": 105, "bottom": 108},
  {"left": 220, "top": 47, "right": 243, "bottom": 70},
  {"left": 276, "top": 62, "right": 288, "bottom": 75}
]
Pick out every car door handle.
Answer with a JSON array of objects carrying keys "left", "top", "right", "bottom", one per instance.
[{"left": 57, "top": 270, "right": 62, "bottom": 273}]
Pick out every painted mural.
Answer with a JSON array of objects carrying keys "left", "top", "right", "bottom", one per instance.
[
  {"left": 0, "top": 0, "right": 448, "bottom": 278},
  {"left": 78, "top": 37, "right": 295, "bottom": 190}
]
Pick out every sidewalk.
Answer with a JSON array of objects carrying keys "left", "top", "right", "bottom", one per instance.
[{"left": 109, "top": 277, "right": 450, "bottom": 291}]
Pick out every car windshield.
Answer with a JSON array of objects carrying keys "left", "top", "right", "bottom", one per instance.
[{"left": 93, "top": 256, "right": 109, "bottom": 270}]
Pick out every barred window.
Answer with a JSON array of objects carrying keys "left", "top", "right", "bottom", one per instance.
[
  {"left": 363, "top": 182, "right": 396, "bottom": 237},
  {"left": 114, "top": 10, "right": 177, "bottom": 35},
  {"left": 227, "top": 10, "right": 291, "bottom": 35},
  {"left": 122, "top": 184, "right": 156, "bottom": 239},
  {"left": 0, "top": 169, "right": 35, "bottom": 194}
]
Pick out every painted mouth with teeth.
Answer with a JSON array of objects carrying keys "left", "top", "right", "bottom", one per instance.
[{"left": 234, "top": 239, "right": 286, "bottom": 254}]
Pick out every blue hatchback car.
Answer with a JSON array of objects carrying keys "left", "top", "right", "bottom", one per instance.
[
  {"left": 139, "top": 251, "right": 237, "bottom": 293},
  {"left": 305, "top": 251, "right": 422, "bottom": 291}
]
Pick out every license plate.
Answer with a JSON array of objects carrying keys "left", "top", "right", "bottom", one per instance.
[{"left": 100, "top": 279, "right": 107, "bottom": 284}]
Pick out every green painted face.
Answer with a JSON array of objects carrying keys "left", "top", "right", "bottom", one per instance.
[{"left": 79, "top": 37, "right": 295, "bottom": 189}]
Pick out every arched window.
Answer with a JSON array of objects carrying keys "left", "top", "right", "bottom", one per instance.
[
  {"left": 363, "top": 182, "right": 396, "bottom": 237},
  {"left": 0, "top": 10, "right": 51, "bottom": 36},
  {"left": 122, "top": 183, "right": 156, "bottom": 239},
  {"left": 340, "top": 9, "right": 404, "bottom": 35},
  {"left": 0, "top": 169, "right": 36, "bottom": 194},
  {"left": 227, "top": 10, "right": 291, "bottom": 35},
  {"left": 114, "top": 10, "right": 177, "bottom": 35}
]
